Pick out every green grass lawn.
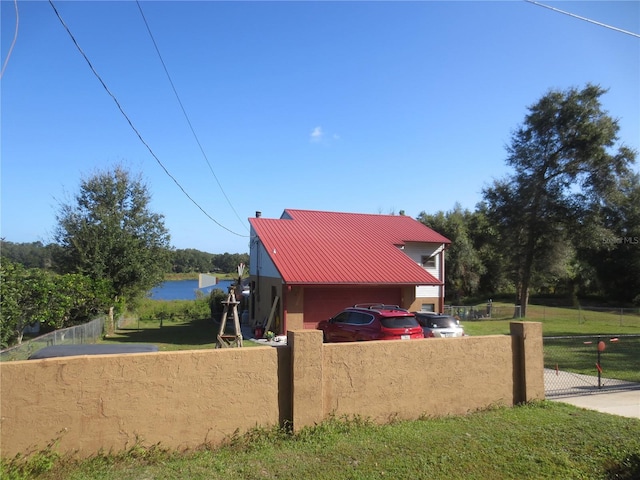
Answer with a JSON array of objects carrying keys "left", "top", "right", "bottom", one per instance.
[
  {"left": 101, "top": 317, "right": 262, "bottom": 350},
  {"left": 3, "top": 402, "right": 639, "bottom": 480},
  {"left": 462, "top": 302, "right": 640, "bottom": 336},
  {"left": 102, "top": 317, "right": 219, "bottom": 351}
]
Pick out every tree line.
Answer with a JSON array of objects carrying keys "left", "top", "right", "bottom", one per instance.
[
  {"left": 1, "top": 241, "right": 250, "bottom": 276},
  {"left": 419, "top": 85, "right": 639, "bottom": 314},
  {"left": 1, "top": 84, "right": 638, "bottom": 347}
]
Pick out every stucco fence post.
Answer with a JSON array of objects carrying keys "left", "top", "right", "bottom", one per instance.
[
  {"left": 288, "top": 329, "right": 324, "bottom": 432},
  {"left": 510, "top": 321, "right": 545, "bottom": 403}
]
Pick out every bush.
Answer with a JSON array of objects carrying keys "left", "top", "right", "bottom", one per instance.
[
  {"left": 208, "top": 289, "right": 228, "bottom": 322},
  {"left": 133, "top": 297, "right": 211, "bottom": 323}
]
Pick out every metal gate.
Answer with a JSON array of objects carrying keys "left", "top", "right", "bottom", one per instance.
[{"left": 543, "top": 334, "right": 640, "bottom": 397}]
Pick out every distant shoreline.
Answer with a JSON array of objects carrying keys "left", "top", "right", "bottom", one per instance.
[
  {"left": 164, "top": 273, "right": 199, "bottom": 281},
  {"left": 163, "top": 272, "right": 237, "bottom": 281}
]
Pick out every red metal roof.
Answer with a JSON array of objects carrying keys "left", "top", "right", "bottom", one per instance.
[{"left": 249, "top": 209, "right": 451, "bottom": 285}]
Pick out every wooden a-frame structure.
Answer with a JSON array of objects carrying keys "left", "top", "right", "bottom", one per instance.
[{"left": 216, "top": 286, "right": 243, "bottom": 348}]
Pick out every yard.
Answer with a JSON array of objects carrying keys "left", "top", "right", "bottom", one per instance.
[
  {"left": 100, "top": 317, "right": 262, "bottom": 350},
  {"left": 99, "top": 301, "right": 640, "bottom": 383},
  {"left": 105, "top": 301, "right": 640, "bottom": 347}
]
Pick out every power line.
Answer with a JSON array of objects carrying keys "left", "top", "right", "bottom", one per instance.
[
  {"left": 135, "top": 1, "right": 248, "bottom": 232},
  {"left": 1, "top": 0, "right": 20, "bottom": 79},
  {"left": 525, "top": 0, "right": 640, "bottom": 39},
  {"left": 47, "top": 0, "right": 247, "bottom": 238}
]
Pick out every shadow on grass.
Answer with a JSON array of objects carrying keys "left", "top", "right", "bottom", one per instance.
[{"left": 103, "top": 318, "right": 218, "bottom": 347}]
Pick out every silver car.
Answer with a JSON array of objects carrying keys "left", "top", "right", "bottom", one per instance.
[{"left": 414, "top": 313, "right": 465, "bottom": 338}]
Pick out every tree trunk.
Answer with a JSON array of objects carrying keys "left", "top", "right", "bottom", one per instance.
[
  {"left": 516, "top": 285, "right": 529, "bottom": 318},
  {"left": 517, "top": 254, "right": 533, "bottom": 318},
  {"left": 516, "top": 189, "right": 542, "bottom": 319},
  {"left": 107, "top": 306, "right": 115, "bottom": 336}
]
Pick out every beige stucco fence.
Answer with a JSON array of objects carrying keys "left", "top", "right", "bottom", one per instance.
[{"left": 0, "top": 322, "right": 543, "bottom": 459}]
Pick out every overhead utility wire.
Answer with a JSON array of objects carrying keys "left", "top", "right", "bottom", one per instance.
[
  {"left": 1, "top": 0, "right": 20, "bottom": 79},
  {"left": 136, "top": 1, "right": 248, "bottom": 232},
  {"left": 525, "top": 0, "right": 640, "bottom": 39},
  {"left": 48, "top": 0, "right": 247, "bottom": 238}
]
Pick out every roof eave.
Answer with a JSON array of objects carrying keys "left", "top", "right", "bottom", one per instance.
[{"left": 281, "top": 281, "right": 444, "bottom": 287}]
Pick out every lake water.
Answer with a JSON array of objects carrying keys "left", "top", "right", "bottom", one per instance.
[{"left": 148, "top": 279, "right": 234, "bottom": 300}]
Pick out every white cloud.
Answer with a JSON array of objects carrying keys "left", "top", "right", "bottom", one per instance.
[
  {"left": 310, "top": 126, "right": 341, "bottom": 144},
  {"left": 310, "top": 126, "right": 324, "bottom": 142}
]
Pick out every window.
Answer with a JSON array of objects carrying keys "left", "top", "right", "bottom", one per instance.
[
  {"left": 348, "top": 312, "right": 374, "bottom": 325},
  {"left": 421, "top": 304, "right": 435, "bottom": 312},
  {"left": 421, "top": 255, "right": 436, "bottom": 268},
  {"left": 380, "top": 316, "right": 420, "bottom": 328},
  {"left": 332, "top": 312, "right": 350, "bottom": 324}
]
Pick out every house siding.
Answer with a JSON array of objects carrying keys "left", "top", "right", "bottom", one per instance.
[
  {"left": 249, "top": 275, "right": 283, "bottom": 334},
  {"left": 249, "top": 229, "right": 286, "bottom": 333},
  {"left": 250, "top": 231, "right": 280, "bottom": 278},
  {"left": 404, "top": 242, "right": 446, "bottom": 312},
  {"left": 408, "top": 297, "right": 443, "bottom": 313},
  {"left": 403, "top": 242, "right": 445, "bottom": 279}
]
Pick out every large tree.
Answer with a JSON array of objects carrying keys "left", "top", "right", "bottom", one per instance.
[
  {"left": 54, "top": 166, "right": 172, "bottom": 305},
  {"left": 483, "top": 84, "right": 636, "bottom": 317}
]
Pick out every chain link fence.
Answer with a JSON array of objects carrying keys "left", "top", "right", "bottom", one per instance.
[
  {"left": 444, "top": 304, "right": 521, "bottom": 320},
  {"left": 544, "top": 334, "right": 640, "bottom": 397},
  {"left": 444, "top": 304, "right": 640, "bottom": 325},
  {"left": 531, "top": 305, "right": 640, "bottom": 327},
  {"left": 0, "top": 316, "right": 106, "bottom": 362}
]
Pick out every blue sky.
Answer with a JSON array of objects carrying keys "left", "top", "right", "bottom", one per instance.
[{"left": 2, "top": 1, "right": 638, "bottom": 254}]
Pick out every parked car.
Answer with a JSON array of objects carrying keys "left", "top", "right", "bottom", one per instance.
[
  {"left": 413, "top": 312, "right": 465, "bottom": 338},
  {"left": 317, "top": 304, "right": 424, "bottom": 342}
]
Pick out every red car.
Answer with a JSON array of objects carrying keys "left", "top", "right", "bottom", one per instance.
[{"left": 317, "top": 304, "right": 424, "bottom": 342}]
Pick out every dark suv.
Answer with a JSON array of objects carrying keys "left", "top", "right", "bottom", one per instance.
[{"left": 317, "top": 304, "right": 424, "bottom": 342}]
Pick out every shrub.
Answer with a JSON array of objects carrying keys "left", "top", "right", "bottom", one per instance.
[{"left": 208, "top": 289, "right": 228, "bottom": 321}]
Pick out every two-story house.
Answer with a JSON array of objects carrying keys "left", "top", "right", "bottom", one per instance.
[{"left": 248, "top": 209, "right": 451, "bottom": 334}]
